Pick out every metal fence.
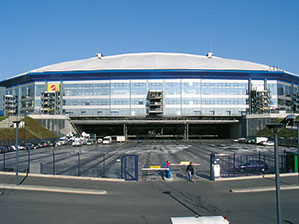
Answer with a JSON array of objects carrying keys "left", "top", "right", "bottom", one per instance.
[
  {"left": 0, "top": 149, "right": 113, "bottom": 178},
  {"left": 212, "top": 152, "right": 290, "bottom": 178}
]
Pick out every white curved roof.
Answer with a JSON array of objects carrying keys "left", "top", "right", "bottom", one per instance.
[{"left": 29, "top": 52, "right": 271, "bottom": 73}]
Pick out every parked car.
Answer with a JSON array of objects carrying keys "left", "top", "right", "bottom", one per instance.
[
  {"left": 18, "top": 145, "right": 27, "bottom": 150},
  {"left": 261, "top": 141, "right": 274, "bottom": 146},
  {"left": 86, "top": 139, "right": 94, "bottom": 145},
  {"left": 97, "top": 138, "right": 103, "bottom": 144},
  {"left": 33, "top": 143, "right": 43, "bottom": 149},
  {"left": 233, "top": 138, "right": 246, "bottom": 143},
  {"left": 25, "top": 143, "right": 35, "bottom": 150},
  {"left": 235, "top": 160, "right": 268, "bottom": 173},
  {"left": 0, "top": 146, "right": 7, "bottom": 153},
  {"left": 245, "top": 138, "right": 255, "bottom": 144},
  {"left": 40, "top": 142, "right": 49, "bottom": 147}
]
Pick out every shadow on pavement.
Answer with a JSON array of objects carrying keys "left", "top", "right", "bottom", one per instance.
[{"left": 163, "top": 191, "right": 200, "bottom": 216}]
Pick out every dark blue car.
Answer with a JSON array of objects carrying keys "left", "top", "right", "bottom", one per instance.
[{"left": 235, "top": 160, "right": 268, "bottom": 173}]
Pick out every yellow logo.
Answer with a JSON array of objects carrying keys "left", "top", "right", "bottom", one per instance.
[{"left": 48, "top": 84, "right": 60, "bottom": 92}]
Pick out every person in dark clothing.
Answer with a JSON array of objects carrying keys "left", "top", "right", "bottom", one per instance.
[{"left": 186, "top": 162, "right": 194, "bottom": 181}]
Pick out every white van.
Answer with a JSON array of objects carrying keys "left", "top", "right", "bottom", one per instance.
[
  {"left": 58, "top": 137, "right": 68, "bottom": 145},
  {"left": 103, "top": 136, "right": 112, "bottom": 144},
  {"left": 72, "top": 138, "right": 83, "bottom": 147}
]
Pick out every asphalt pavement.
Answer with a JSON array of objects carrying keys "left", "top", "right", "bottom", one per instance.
[
  {"left": 1, "top": 142, "right": 297, "bottom": 181},
  {"left": 0, "top": 172, "right": 299, "bottom": 224}
]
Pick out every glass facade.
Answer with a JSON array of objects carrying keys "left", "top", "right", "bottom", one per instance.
[
  {"left": 2, "top": 76, "right": 299, "bottom": 117},
  {"left": 61, "top": 79, "right": 250, "bottom": 116}
]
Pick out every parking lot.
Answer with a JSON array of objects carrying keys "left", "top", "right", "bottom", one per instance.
[{"left": 0, "top": 141, "right": 297, "bottom": 181}]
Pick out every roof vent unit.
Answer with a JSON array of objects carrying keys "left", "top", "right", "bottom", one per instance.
[
  {"left": 96, "top": 53, "right": 103, "bottom": 59},
  {"left": 207, "top": 52, "right": 213, "bottom": 58}
]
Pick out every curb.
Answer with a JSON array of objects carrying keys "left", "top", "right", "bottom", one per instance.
[
  {"left": 0, "top": 171, "right": 125, "bottom": 182},
  {"left": 214, "top": 173, "right": 299, "bottom": 182},
  {"left": 230, "top": 184, "right": 299, "bottom": 193},
  {"left": 0, "top": 183, "right": 107, "bottom": 195}
]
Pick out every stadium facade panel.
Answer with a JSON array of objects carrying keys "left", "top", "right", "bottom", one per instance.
[{"left": 0, "top": 52, "right": 298, "bottom": 117}]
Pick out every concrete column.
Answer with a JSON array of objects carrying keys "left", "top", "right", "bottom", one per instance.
[
  {"left": 184, "top": 123, "right": 187, "bottom": 141},
  {"left": 186, "top": 122, "right": 189, "bottom": 142},
  {"left": 123, "top": 123, "right": 128, "bottom": 140}
]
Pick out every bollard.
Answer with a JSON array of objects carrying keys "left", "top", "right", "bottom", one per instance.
[
  {"left": 103, "top": 153, "right": 106, "bottom": 177},
  {"left": 77, "top": 152, "right": 81, "bottom": 176},
  {"left": 3, "top": 152, "right": 5, "bottom": 171},
  {"left": 233, "top": 153, "right": 236, "bottom": 177},
  {"left": 27, "top": 150, "right": 30, "bottom": 173},
  {"left": 210, "top": 152, "right": 215, "bottom": 180},
  {"left": 52, "top": 150, "right": 55, "bottom": 175}
]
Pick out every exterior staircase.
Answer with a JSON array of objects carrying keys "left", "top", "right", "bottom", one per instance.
[{"left": 0, "top": 116, "right": 24, "bottom": 128}]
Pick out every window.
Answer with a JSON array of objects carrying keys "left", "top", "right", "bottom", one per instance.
[
  {"left": 278, "top": 99, "right": 285, "bottom": 106},
  {"left": 111, "top": 110, "right": 119, "bottom": 114},
  {"left": 278, "top": 84, "right": 284, "bottom": 96},
  {"left": 194, "top": 111, "right": 201, "bottom": 116},
  {"left": 285, "top": 86, "right": 291, "bottom": 97}
]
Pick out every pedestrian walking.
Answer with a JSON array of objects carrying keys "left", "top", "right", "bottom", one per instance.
[
  {"left": 186, "top": 162, "right": 194, "bottom": 181},
  {"left": 164, "top": 160, "right": 171, "bottom": 179}
]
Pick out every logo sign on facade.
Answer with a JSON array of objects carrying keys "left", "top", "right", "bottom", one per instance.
[{"left": 48, "top": 84, "right": 60, "bottom": 92}]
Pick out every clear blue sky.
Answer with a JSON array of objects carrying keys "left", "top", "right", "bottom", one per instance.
[{"left": 1, "top": 0, "right": 299, "bottom": 79}]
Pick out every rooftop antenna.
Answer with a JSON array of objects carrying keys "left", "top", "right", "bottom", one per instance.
[
  {"left": 96, "top": 48, "right": 103, "bottom": 59},
  {"left": 207, "top": 41, "right": 213, "bottom": 58}
]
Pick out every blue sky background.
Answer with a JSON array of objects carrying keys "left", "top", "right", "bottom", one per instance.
[{"left": 1, "top": 0, "right": 298, "bottom": 79}]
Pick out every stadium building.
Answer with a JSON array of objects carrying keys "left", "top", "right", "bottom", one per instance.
[{"left": 0, "top": 52, "right": 298, "bottom": 140}]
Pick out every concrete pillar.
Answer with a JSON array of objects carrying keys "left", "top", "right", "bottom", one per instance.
[
  {"left": 123, "top": 123, "right": 128, "bottom": 140},
  {"left": 184, "top": 123, "right": 187, "bottom": 141},
  {"left": 186, "top": 122, "right": 189, "bottom": 142}
]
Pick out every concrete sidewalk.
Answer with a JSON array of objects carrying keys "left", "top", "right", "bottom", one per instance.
[
  {"left": 0, "top": 171, "right": 125, "bottom": 182},
  {"left": 0, "top": 183, "right": 107, "bottom": 195},
  {"left": 0, "top": 172, "right": 113, "bottom": 195},
  {"left": 230, "top": 184, "right": 299, "bottom": 193}
]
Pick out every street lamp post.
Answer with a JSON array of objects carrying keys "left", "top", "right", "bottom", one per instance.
[
  {"left": 13, "top": 120, "right": 21, "bottom": 186},
  {"left": 266, "top": 123, "right": 283, "bottom": 224}
]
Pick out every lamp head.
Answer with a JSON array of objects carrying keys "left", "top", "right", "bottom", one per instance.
[{"left": 266, "top": 123, "right": 284, "bottom": 130}]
